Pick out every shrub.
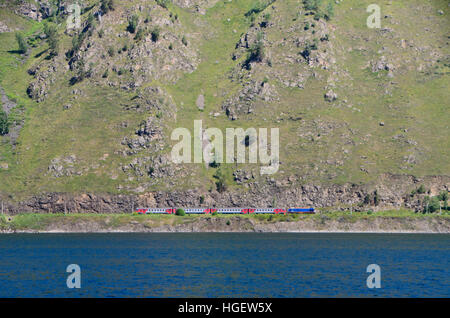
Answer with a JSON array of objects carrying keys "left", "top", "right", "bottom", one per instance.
[
  {"left": 304, "top": 0, "right": 322, "bottom": 11},
  {"left": 66, "top": 32, "right": 87, "bottom": 58},
  {"left": 422, "top": 196, "right": 439, "bottom": 213},
  {"left": 151, "top": 27, "right": 160, "bottom": 42},
  {"left": 107, "top": 46, "right": 115, "bottom": 57},
  {"left": 417, "top": 185, "right": 427, "bottom": 194},
  {"left": 70, "top": 58, "right": 91, "bottom": 85},
  {"left": 100, "top": 0, "right": 115, "bottom": 13},
  {"left": 373, "top": 190, "right": 380, "bottom": 206},
  {"left": 364, "top": 194, "right": 371, "bottom": 205},
  {"left": 43, "top": 22, "right": 59, "bottom": 57},
  {"left": 325, "top": 1, "right": 334, "bottom": 20},
  {"left": 214, "top": 168, "right": 228, "bottom": 193},
  {"left": 199, "top": 195, "right": 205, "bottom": 204},
  {"left": 0, "top": 110, "right": 9, "bottom": 135},
  {"left": 98, "top": 29, "right": 104, "bottom": 38},
  {"left": 156, "top": 0, "right": 169, "bottom": 9},
  {"left": 15, "top": 33, "right": 27, "bottom": 54},
  {"left": 438, "top": 191, "right": 448, "bottom": 202},
  {"left": 261, "top": 13, "right": 271, "bottom": 27},
  {"left": 245, "top": 0, "right": 275, "bottom": 17},
  {"left": 181, "top": 35, "right": 188, "bottom": 46},
  {"left": 176, "top": 208, "right": 185, "bottom": 216},
  {"left": 244, "top": 33, "right": 265, "bottom": 69},
  {"left": 135, "top": 28, "right": 145, "bottom": 41},
  {"left": 127, "top": 14, "right": 139, "bottom": 34}
]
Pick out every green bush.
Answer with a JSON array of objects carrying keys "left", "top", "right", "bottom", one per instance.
[
  {"left": 176, "top": 208, "right": 185, "bottom": 216},
  {"left": 100, "top": 0, "right": 115, "bottom": 13},
  {"left": 374, "top": 190, "right": 380, "bottom": 206},
  {"left": 304, "top": 0, "right": 322, "bottom": 11},
  {"left": 245, "top": 0, "right": 275, "bottom": 17},
  {"left": 0, "top": 110, "right": 9, "bottom": 135},
  {"left": 15, "top": 33, "right": 27, "bottom": 54},
  {"left": 151, "top": 27, "right": 160, "bottom": 42},
  {"left": 156, "top": 0, "right": 169, "bottom": 9},
  {"left": 181, "top": 35, "right": 188, "bottom": 46},
  {"left": 423, "top": 196, "right": 441, "bottom": 213},
  {"left": 107, "top": 46, "right": 115, "bottom": 57},
  {"left": 43, "top": 22, "right": 59, "bottom": 57},
  {"left": 244, "top": 33, "right": 265, "bottom": 69},
  {"left": 214, "top": 168, "right": 228, "bottom": 193},
  {"left": 127, "top": 14, "right": 139, "bottom": 34},
  {"left": 135, "top": 28, "right": 145, "bottom": 41},
  {"left": 417, "top": 185, "right": 427, "bottom": 194},
  {"left": 325, "top": 1, "right": 334, "bottom": 20},
  {"left": 438, "top": 191, "right": 448, "bottom": 202}
]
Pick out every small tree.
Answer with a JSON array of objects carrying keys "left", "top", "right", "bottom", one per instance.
[
  {"left": 417, "top": 185, "right": 427, "bottom": 194},
  {"left": 127, "top": 14, "right": 139, "bottom": 33},
  {"left": 44, "top": 22, "right": 59, "bottom": 57},
  {"left": 438, "top": 191, "right": 449, "bottom": 202},
  {"left": 422, "top": 196, "right": 440, "bottom": 213},
  {"left": 214, "top": 168, "right": 228, "bottom": 193},
  {"left": 176, "top": 208, "right": 185, "bottom": 216},
  {"left": 0, "top": 110, "right": 9, "bottom": 135},
  {"left": 428, "top": 197, "right": 440, "bottom": 213},
  {"left": 15, "top": 33, "right": 28, "bottom": 54},
  {"left": 373, "top": 190, "right": 380, "bottom": 206}
]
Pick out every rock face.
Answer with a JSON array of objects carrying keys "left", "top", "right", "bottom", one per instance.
[
  {"left": 2, "top": 175, "right": 448, "bottom": 214},
  {"left": 14, "top": 1, "right": 42, "bottom": 21}
]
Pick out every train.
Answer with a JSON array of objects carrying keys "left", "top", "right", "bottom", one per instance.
[{"left": 136, "top": 207, "right": 315, "bottom": 215}]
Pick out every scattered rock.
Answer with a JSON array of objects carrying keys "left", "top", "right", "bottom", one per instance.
[{"left": 196, "top": 94, "right": 205, "bottom": 111}]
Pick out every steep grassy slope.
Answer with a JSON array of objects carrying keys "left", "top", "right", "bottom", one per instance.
[{"left": 0, "top": 0, "right": 448, "bottom": 205}]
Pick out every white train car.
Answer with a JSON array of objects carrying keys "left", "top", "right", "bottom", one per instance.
[{"left": 136, "top": 208, "right": 176, "bottom": 214}]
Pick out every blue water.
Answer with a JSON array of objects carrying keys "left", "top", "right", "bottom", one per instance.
[{"left": 0, "top": 233, "right": 448, "bottom": 297}]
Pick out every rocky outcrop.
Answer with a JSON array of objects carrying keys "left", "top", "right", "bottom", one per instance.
[
  {"left": 222, "top": 80, "right": 278, "bottom": 120},
  {"left": 1, "top": 174, "right": 448, "bottom": 215},
  {"left": 0, "top": 21, "right": 11, "bottom": 33}
]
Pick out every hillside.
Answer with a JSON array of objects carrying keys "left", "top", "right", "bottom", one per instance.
[{"left": 0, "top": 0, "right": 449, "bottom": 213}]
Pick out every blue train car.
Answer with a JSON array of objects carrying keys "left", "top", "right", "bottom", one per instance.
[{"left": 288, "top": 207, "right": 315, "bottom": 214}]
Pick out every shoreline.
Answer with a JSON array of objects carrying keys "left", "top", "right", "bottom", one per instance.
[
  {"left": 1, "top": 212, "right": 449, "bottom": 234},
  {"left": 1, "top": 230, "right": 449, "bottom": 234}
]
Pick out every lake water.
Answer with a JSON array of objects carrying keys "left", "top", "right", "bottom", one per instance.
[{"left": 0, "top": 233, "right": 448, "bottom": 297}]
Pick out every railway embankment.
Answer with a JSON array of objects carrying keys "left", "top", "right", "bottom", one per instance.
[{"left": 1, "top": 212, "right": 449, "bottom": 233}]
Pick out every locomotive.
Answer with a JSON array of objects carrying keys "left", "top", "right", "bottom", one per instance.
[{"left": 136, "top": 207, "right": 315, "bottom": 215}]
